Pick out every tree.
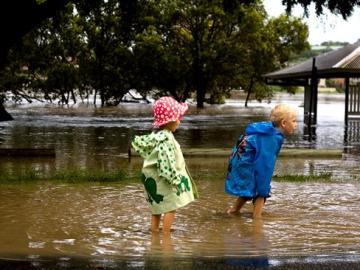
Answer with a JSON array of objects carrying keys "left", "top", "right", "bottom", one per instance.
[
  {"left": 0, "top": 0, "right": 72, "bottom": 69},
  {"left": 0, "top": 3, "right": 83, "bottom": 105},
  {"left": 0, "top": 0, "right": 139, "bottom": 119},
  {"left": 134, "top": 0, "right": 309, "bottom": 107},
  {"left": 282, "top": 0, "right": 360, "bottom": 19},
  {"left": 1, "top": 0, "right": 141, "bottom": 108},
  {"left": 133, "top": 0, "right": 265, "bottom": 107},
  {"left": 76, "top": 0, "right": 141, "bottom": 106},
  {"left": 0, "top": 0, "right": 71, "bottom": 120},
  {"left": 243, "top": 14, "right": 310, "bottom": 106}
]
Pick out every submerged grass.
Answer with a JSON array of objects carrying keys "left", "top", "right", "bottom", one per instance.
[
  {"left": 273, "top": 173, "right": 333, "bottom": 182},
  {"left": 0, "top": 168, "right": 335, "bottom": 184},
  {"left": 0, "top": 168, "right": 133, "bottom": 184}
]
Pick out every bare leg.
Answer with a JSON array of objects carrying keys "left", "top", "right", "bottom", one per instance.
[
  {"left": 162, "top": 231, "right": 174, "bottom": 252},
  {"left": 151, "top": 214, "right": 161, "bottom": 232},
  {"left": 162, "top": 211, "right": 176, "bottom": 233},
  {"left": 151, "top": 230, "right": 160, "bottom": 246},
  {"left": 253, "top": 197, "right": 265, "bottom": 219},
  {"left": 227, "top": 197, "right": 247, "bottom": 214}
]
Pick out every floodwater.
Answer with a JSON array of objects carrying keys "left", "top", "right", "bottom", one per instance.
[
  {"left": 1, "top": 93, "right": 360, "bottom": 179},
  {"left": 1, "top": 170, "right": 360, "bottom": 268},
  {"left": 1, "top": 93, "right": 360, "bottom": 268}
]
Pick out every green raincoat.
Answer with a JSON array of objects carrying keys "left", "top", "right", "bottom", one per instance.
[{"left": 132, "top": 129, "right": 198, "bottom": 214}]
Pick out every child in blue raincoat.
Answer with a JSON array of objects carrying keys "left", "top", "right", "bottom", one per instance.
[{"left": 225, "top": 104, "right": 297, "bottom": 218}]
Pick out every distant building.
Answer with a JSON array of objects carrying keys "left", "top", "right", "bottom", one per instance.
[{"left": 318, "top": 78, "right": 326, "bottom": 87}]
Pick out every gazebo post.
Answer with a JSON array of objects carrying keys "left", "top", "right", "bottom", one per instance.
[
  {"left": 304, "top": 84, "right": 311, "bottom": 125},
  {"left": 306, "top": 57, "right": 318, "bottom": 140},
  {"left": 303, "top": 83, "right": 312, "bottom": 140},
  {"left": 344, "top": 77, "right": 350, "bottom": 127},
  {"left": 313, "top": 80, "right": 318, "bottom": 126},
  {"left": 311, "top": 58, "right": 318, "bottom": 123},
  {"left": 308, "top": 79, "right": 313, "bottom": 131}
]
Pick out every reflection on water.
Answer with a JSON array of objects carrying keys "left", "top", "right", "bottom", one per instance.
[{"left": 1, "top": 173, "right": 360, "bottom": 264}]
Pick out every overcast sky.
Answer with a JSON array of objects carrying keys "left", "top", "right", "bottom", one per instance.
[{"left": 263, "top": 0, "right": 360, "bottom": 45}]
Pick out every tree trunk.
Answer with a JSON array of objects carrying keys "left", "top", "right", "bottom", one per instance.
[
  {"left": 0, "top": 103, "right": 13, "bottom": 121},
  {"left": 195, "top": 76, "right": 207, "bottom": 108},
  {"left": 100, "top": 90, "right": 105, "bottom": 107},
  {"left": 196, "top": 84, "right": 206, "bottom": 108},
  {"left": 245, "top": 77, "right": 254, "bottom": 108},
  {"left": 93, "top": 89, "right": 97, "bottom": 105},
  {"left": 71, "top": 89, "right": 76, "bottom": 104},
  {"left": 60, "top": 91, "right": 68, "bottom": 104}
]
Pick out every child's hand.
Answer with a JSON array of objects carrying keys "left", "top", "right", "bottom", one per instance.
[{"left": 175, "top": 175, "right": 191, "bottom": 196}]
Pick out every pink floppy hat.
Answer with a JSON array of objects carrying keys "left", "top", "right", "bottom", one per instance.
[{"left": 153, "top": 96, "right": 188, "bottom": 127}]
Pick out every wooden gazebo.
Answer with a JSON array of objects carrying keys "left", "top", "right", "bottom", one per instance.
[{"left": 264, "top": 41, "right": 360, "bottom": 139}]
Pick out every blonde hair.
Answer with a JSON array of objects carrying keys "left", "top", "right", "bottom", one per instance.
[{"left": 270, "top": 104, "right": 296, "bottom": 127}]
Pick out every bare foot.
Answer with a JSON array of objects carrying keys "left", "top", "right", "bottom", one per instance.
[
  {"left": 252, "top": 213, "right": 262, "bottom": 219},
  {"left": 226, "top": 206, "right": 239, "bottom": 215}
]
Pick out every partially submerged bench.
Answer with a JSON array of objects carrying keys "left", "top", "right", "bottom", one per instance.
[{"left": 0, "top": 148, "right": 56, "bottom": 157}]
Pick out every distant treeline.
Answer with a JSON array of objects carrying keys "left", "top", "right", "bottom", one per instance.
[
  {"left": 294, "top": 41, "right": 351, "bottom": 63},
  {"left": 0, "top": 0, "right": 310, "bottom": 108}
]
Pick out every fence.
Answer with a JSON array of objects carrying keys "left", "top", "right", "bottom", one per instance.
[{"left": 349, "top": 85, "right": 360, "bottom": 117}]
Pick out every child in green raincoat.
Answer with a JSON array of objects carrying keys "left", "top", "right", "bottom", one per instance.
[{"left": 132, "top": 96, "right": 198, "bottom": 233}]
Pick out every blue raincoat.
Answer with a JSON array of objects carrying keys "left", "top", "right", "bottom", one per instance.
[{"left": 225, "top": 121, "right": 284, "bottom": 199}]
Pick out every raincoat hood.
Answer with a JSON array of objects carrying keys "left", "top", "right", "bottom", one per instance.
[
  {"left": 246, "top": 121, "right": 282, "bottom": 137},
  {"left": 131, "top": 130, "right": 168, "bottom": 159}
]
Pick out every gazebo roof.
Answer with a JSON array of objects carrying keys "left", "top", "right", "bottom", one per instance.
[{"left": 264, "top": 41, "right": 360, "bottom": 85}]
